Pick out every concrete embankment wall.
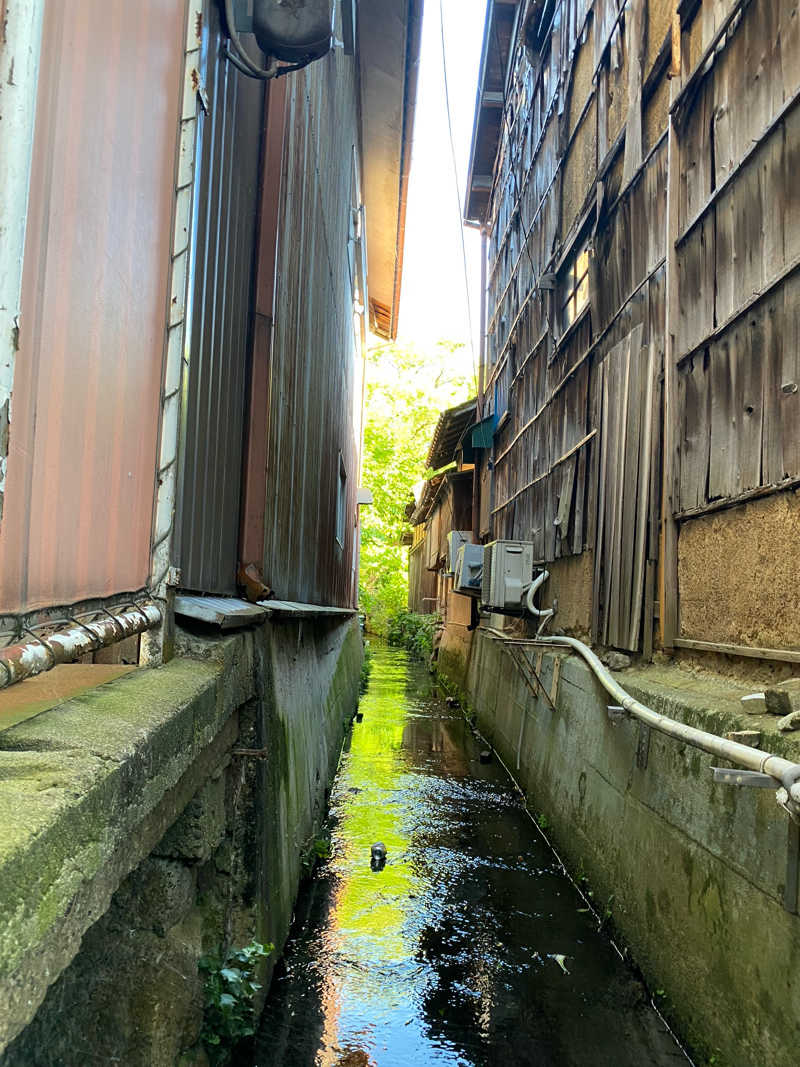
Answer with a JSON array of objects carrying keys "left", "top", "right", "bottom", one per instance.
[
  {"left": 438, "top": 627, "right": 800, "bottom": 1067},
  {"left": 0, "top": 615, "right": 362, "bottom": 1065}
]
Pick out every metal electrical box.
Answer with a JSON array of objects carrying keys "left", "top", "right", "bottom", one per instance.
[
  {"left": 481, "top": 541, "right": 534, "bottom": 611},
  {"left": 253, "top": 0, "right": 333, "bottom": 62},
  {"left": 454, "top": 543, "right": 484, "bottom": 596}
]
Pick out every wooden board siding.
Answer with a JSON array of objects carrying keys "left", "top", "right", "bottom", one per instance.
[
  {"left": 669, "top": 0, "right": 800, "bottom": 653},
  {"left": 482, "top": 0, "right": 667, "bottom": 651},
  {"left": 476, "top": 0, "right": 798, "bottom": 659}
]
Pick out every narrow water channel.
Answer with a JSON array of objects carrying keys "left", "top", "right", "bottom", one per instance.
[{"left": 255, "top": 643, "right": 687, "bottom": 1066}]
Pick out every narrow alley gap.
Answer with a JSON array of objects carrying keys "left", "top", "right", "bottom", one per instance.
[{"left": 255, "top": 643, "right": 689, "bottom": 1066}]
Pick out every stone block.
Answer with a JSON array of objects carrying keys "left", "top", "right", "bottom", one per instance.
[
  {"left": 113, "top": 858, "right": 196, "bottom": 937},
  {"left": 155, "top": 775, "right": 227, "bottom": 862}
]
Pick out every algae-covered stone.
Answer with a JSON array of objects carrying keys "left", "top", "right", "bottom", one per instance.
[
  {"left": 155, "top": 776, "right": 226, "bottom": 862},
  {"left": 113, "top": 857, "right": 196, "bottom": 936}
]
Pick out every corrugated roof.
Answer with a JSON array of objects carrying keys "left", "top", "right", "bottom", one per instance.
[{"left": 426, "top": 398, "right": 478, "bottom": 471}]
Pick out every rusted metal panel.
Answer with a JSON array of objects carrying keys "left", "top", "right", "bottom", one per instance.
[
  {"left": 174, "top": 0, "right": 266, "bottom": 595},
  {"left": 0, "top": 0, "right": 185, "bottom": 615}
]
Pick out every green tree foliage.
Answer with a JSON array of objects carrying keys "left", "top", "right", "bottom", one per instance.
[{"left": 358, "top": 340, "right": 472, "bottom": 635}]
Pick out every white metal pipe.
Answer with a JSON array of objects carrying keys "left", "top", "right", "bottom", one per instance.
[
  {"left": 0, "top": 604, "right": 162, "bottom": 690},
  {"left": 532, "top": 635, "right": 800, "bottom": 813}
]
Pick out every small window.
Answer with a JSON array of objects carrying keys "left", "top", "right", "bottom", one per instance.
[
  {"left": 560, "top": 242, "right": 590, "bottom": 333},
  {"left": 336, "top": 453, "right": 347, "bottom": 547}
]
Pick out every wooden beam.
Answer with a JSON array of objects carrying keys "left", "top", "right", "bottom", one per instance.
[
  {"left": 660, "top": 56, "right": 684, "bottom": 650},
  {"left": 674, "top": 639, "right": 800, "bottom": 665}
]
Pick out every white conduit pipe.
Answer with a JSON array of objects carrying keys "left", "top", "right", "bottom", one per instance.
[
  {"left": 531, "top": 634, "right": 800, "bottom": 817},
  {"left": 0, "top": 603, "right": 162, "bottom": 690},
  {"left": 525, "top": 569, "right": 554, "bottom": 618}
]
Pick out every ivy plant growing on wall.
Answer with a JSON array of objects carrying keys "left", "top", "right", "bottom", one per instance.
[{"left": 199, "top": 939, "right": 273, "bottom": 1063}]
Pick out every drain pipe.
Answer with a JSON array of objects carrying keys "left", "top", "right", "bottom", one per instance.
[
  {"left": 531, "top": 634, "right": 800, "bottom": 818},
  {"left": 524, "top": 570, "right": 555, "bottom": 632},
  {"left": 0, "top": 603, "right": 162, "bottom": 690}
]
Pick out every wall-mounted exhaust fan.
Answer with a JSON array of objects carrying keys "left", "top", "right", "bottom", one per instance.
[
  {"left": 253, "top": 0, "right": 333, "bottom": 62},
  {"left": 222, "top": 0, "right": 333, "bottom": 79}
]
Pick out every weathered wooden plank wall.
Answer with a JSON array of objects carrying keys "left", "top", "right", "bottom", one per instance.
[
  {"left": 483, "top": 0, "right": 669, "bottom": 651},
  {"left": 668, "top": 0, "right": 800, "bottom": 655},
  {"left": 481, "top": 0, "right": 799, "bottom": 657}
]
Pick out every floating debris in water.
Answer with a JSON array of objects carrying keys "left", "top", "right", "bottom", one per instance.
[
  {"left": 550, "top": 953, "right": 570, "bottom": 975},
  {"left": 370, "top": 842, "right": 387, "bottom": 870}
]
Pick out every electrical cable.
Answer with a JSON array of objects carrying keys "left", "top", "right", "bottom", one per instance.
[
  {"left": 222, "top": 0, "right": 320, "bottom": 81},
  {"left": 438, "top": 0, "right": 479, "bottom": 396},
  {"left": 223, "top": 0, "right": 278, "bottom": 78}
]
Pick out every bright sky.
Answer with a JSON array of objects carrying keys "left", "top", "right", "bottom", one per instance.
[{"left": 396, "top": 0, "right": 487, "bottom": 379}]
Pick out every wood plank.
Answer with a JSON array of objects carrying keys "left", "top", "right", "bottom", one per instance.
[
  {"left": 708, "top": 330, "right": 737, "bottom": 500},
  {"left": 174, "top": 595, "right": 269, "bottom": 629},
  {"left": 660, "top": 73, "right": 683, "bottom": 650},
  {"left": 761, "top": 292, "right": 784, "bottom": 485},
  {"left": 555, "top": 454, "right": 577, "bottom": 543},
  {"left": 678, "top": 353, "right": 711, "bottom": 510},
  {"left": 735, "top": 312, "right": 763, "bottom": 494},
  {"left": 782, "top": 273, "right": 800, "bottom": 478},
  {"left": 674, "top": 638, "right": 800, "bottom": 664},
  {"left": 629, "top": 343, "right": 655, "bottom": 648},
  {"left": 572, "top": 442, "right": 588, "bottom": 556},
  {"left": 603, "top": 342, "right": 624, "bottom": 644},
  {"left": 592, "top": 359, "right": 609, "bottom": 641},
  {"left": 617, "top": 332, "right": 643, "bottom": 648},
  {"left": 622, "top": 0, "right": 645, "bottom": 187},
  {"left": 586, "top": 355, "right": 602, "bottom": 552}
]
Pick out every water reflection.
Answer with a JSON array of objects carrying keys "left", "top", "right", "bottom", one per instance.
[{"left": 255, "top": 646, "right": 683, "bottom": 1067}]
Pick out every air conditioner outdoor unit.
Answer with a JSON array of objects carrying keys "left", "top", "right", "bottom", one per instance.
[
  {"left": 454, "top": 542, "right": 484, "bottom": 596},
  {"left": 481, "top": 540, "right": 534, "bottom": 611},
  {"left": 446, "top": 530, "right": 473, "bottom": 574}
]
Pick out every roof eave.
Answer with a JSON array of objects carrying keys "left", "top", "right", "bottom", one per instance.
[{"left": 359, "top": 0, "right": 424, "bottom": 341}]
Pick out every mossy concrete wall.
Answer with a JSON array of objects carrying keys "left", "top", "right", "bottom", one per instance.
[
  {"left": 0, "top": 615, "right": 361, "bottom": 1065},
  {"left": 440, "top": 627, "right": 800, "bottom": 1067}
]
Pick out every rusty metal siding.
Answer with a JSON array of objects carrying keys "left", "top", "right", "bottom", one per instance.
[
  {"left": 263, "top": 47, "right": 361, "bottom": 608},
  {"left": 174, "top": 0, "right": 265, "bottom": 595},
  {"left": 0, "top": 0, "right": 185, "bottom": 615}
]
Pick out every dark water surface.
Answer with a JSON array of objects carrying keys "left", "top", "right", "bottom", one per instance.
[{"left": 255, "top": 645, "right": 686, "bottom": 1067}]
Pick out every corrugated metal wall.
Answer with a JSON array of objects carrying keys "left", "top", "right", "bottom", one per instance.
[
  {"left": 262, "top": 45, "right": 362, "bottom": 608},
  {"left": 174, "top": 0, "right": 266, "bottom": 594},
  {"left": 0, "top": 0, "right": 185, "bottom": 615}
]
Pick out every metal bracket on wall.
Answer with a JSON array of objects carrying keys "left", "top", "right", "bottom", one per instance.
[
  {"left": 607, "top": 704, "right": 627, "bottom": 725},
  {"left": 502, "top": 642, "right": 556, "bottom": 712},
  {"left": 711, "top": 767, "right": 800, "bottom": 914}
]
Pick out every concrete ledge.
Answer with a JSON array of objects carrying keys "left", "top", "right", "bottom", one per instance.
[{"left": 0, "top": 632, "right": 256, "bottom": 1054}]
